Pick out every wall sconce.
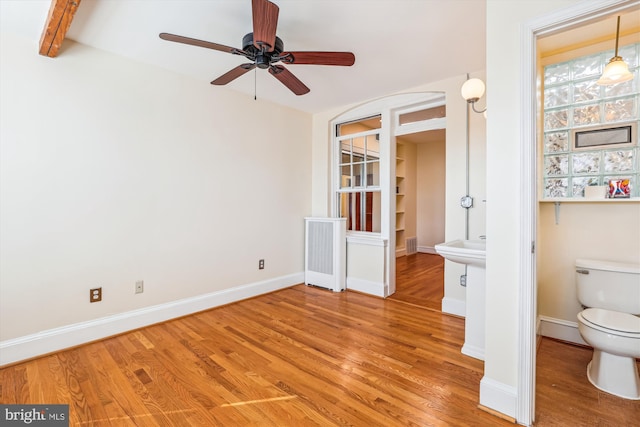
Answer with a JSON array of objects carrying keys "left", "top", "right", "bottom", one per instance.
[
  {"left": 597, "top": 16, "right": 634, "bottom": 85},
  {"left": 461, "top": 77, "right": 487, "bottom": 115}
]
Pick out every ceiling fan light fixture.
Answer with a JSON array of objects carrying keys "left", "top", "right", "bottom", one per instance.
[{"left": 597, "top": 15, "right": 634, "bottom": 86}]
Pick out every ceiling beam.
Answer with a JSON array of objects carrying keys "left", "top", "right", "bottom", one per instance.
[{"left": 39, "top": 0, "right": 82, "bottom": 57}]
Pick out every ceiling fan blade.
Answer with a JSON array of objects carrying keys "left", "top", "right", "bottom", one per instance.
[
  {"left": 282, "top": 51, "right": 356, "bottom": 66},
  {"left": 159, "top": 33, "right": 240, "bottom": 54},
  {"left": 211, "top": 64, "right": 256, "bottom": 85},
  {"left": 269, "top": 65, "right": 310, "bottom": 96},
  {"left": 252, "top": 0, "right": 279, "bottom": 52}
]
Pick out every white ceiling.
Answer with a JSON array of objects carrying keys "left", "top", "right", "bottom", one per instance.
[
  {"left": 0, "top": 0, "right": 487, "bottom": 114},
  {"left": 2, "top": 1, "right": 638, "bottom": 116}
]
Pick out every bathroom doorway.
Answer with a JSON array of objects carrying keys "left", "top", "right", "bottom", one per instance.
[{"left": 518, "top": 3, "right": 640, "bottom": 423}]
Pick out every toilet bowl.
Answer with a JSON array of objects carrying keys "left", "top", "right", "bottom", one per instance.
[
  {"left": 577, "top": 308, "right": 640, "bottom": 399},
  {"left": 575, "top": 259, "right": 640, "bottom": 400}
]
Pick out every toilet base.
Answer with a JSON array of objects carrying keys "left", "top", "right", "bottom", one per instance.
[{"left": 587, "top": 350, "right": 640, "bottom": 400}]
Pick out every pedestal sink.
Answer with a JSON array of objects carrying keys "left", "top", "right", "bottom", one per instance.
[{"left": 434, "top": 239, "right": 486, "bottom": 361}]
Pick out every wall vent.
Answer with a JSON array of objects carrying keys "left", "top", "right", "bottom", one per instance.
[
  {"left": 305, "top": 218, "right": 346, "bottom": 292},
  {"left": 406, "top": 237, "right": 418, "bottom": 255}
]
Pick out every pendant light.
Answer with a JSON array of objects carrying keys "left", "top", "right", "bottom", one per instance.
[{"left": 597, "top": 16, "right": 634, "bottom": 85}]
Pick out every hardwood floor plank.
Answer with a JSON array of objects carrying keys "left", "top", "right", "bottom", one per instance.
[
  {"left": 535, "top": 337, "right": 640, "bottom": 426},
  {"left": 392, "top": 253, "right": 444, "bottom": 311},
  {"left": 3, "top": 262, "right": 638, "bottom": 426}
]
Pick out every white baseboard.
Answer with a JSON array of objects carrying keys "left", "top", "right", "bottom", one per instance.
[
  {"left": 418, "top": 246, "right": 438, "bottom": 255},
  {"left": 0, "top": 273, "right": 303, "bottom": 367},
  {"left": 537, "top": 315, "right": 587, "bottom": 346},
  {"left": 479, "top": 376, "right": 517, "bottom": 420},
  {"left": 347, "top": 277, "right": 386, "bottom": 297},
  {"left": 395, "top": 248, "right": 406, "bottom": 257},
  {"left": 441, "top": 296, "right": 465, "bottom": 317},
  {"left": 461, "top": 343, "right": 484, "bottom": 361}
]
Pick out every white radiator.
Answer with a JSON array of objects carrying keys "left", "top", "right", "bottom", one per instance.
[
  {"left": 304, "top": 217, "right": 347, "bottom": 292},
  {"left": 406, "top": 237, "right": 418, "bottom": 255}
]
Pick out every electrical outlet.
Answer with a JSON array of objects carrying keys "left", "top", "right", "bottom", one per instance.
[
  {"left": 259, "top": 259, "right": 265, "bottom": 270},
  {"left": 460, "top": 275, "right": 467, "bottom": 287},
  {"left": 135, "top": 280, "right": 144, "bottom": 294},
  {"left": 90, "top": 287, "right": 102, "bottom": 303}
]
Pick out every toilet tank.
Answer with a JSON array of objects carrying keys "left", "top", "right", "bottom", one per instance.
[{"left": 576, "top": 259, "right": 640, "bottom": 314}]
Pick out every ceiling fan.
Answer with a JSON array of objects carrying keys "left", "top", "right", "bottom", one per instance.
[{"left": 159, "top": 0, "right": 355, "bottom": 96}]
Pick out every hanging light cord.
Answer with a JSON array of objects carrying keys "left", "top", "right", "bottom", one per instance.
[{"left": 614, "top": 16, "right": 621, "bottom": 58}]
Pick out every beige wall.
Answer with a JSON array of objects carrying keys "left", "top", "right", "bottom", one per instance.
[
  {"left": 536, "top": 24, "right": 640, "bottom": 335},
  {"left": 538, "top": 202, "right": 640, "bottom": 322},
  {"left": 0, "top": 33, "right": 311, "bottom": 342},
  {"left": 416, "top": 140, "right": 446, "bottom": 251}
]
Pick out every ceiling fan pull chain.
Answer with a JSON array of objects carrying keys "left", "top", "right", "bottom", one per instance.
[{"left": 254, "top": 67, "right": 257, "bottom": 100}]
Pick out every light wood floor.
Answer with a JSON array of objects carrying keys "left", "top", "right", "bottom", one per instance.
[
  {"left": 390, "top": 253, "right": 444, "bottom": 311},
  {"left": 392, "top": 253, "right": 640, "bottom": 425},
  {"left": 1, "top": 254, "right": 638, "bottom": 425},
  {"left": 2, "top": 285, "right": 509, "bottom": 426}
]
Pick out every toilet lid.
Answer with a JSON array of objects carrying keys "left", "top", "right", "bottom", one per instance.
[{"left": 581, "top": 308, "right": 640, "bottom": 334}]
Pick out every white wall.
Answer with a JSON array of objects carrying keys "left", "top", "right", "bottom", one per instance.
[
  {"left": 416, "top": 139, "right": 446, "bottom": 252},
  {"left": 484, "top": 0, "right": 584, "bottom": 415},
  {"left": 445, "top": 74, "right": 487, "bottom": 314},
  {"left": 346, "top": 237, "right": 388, "bottom": 297},
  {"left": 0, "top": 33, "right": 311, "bottom": 350}
]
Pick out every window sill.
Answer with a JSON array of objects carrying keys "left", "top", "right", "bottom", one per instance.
[
  {"left": 346, "top": 233, "right": 387, "bottom": 247},
  {"left": 540, "top": 198, "right": 640, "bottom": 203}
]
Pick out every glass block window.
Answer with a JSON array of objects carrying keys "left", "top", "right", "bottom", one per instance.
[{"left": 542, "top": 43, "right": 640, "bottom": 198}]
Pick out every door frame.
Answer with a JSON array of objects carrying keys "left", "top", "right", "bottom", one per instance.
[
  {"left": 518, "top": 0, "right": 637, "bottom": 424},
  {"left": 330, "top": 92, "right": 446, "bottom": 297}
]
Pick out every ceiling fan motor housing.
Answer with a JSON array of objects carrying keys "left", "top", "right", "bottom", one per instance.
[{"left": 242, "top": 32, "right": 284, "bottom": 68}]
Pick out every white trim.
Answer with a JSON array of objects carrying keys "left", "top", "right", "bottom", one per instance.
[
  {"left": 394, "top": 93, "right": 445, "bottom": 116},
  {"left": 480, "top": 377, "right": 518, "bottom": 419},
  {"left": 346, "top": 277, "right": 386, "bottom": 297},
  {"left": 395, "top": 117, "right": 446, "bottom": 137},
  {"left": 332, "top": 92, "right": 452, "bottom": 304},
  {"left": 395, "top": 248, "right": 406, "bottom": 257},
  {"left": 518, "top": 1, "right": 638, "bottom": 425},
  {"left": 519, "top": 11, "right": 538, "bottom": 427},
  {"left": 524, "top": 0, "right": 637, "bottom": 37},
  {"left": 461, "top": 342, "right": 485, "bottom": 360},
  {"left": 346, "top": 233, "right": 387, "bottom": 246},
  {"left": 441, "top": 296, "right": 466, "bottom": 317},
  {"left": 538, "top": 315, "right": 588, "bottom": 346},
  {"left": 418, "top": 246, "right": 438, "bottom": 254},
  {"left": 0, "top": 273, "right": 302, "bottom": 367}
]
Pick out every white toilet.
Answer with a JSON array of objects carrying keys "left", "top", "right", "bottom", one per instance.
[{"left": 575, "top": 258, "right": 640, "bottom": 400}]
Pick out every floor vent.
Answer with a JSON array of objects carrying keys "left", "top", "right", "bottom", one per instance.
[{"left": 406, "top": 237, "right": 418, "bottom": 255}]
